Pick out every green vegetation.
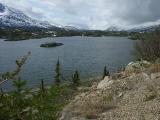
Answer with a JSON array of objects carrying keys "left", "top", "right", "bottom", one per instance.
[
  {"left": 133, "top": 31, "right": 160, "bottom": 61},
  {"left": 40, "top": 42, "right": 63, "bottom": 48},
  {"left": 0, "top": 83, "right": 74, "bottom": 120},
  {"left": 0, "top": 54, "right": 83, "bottom": 120},
  {"left": 128, "top": 33, "right": 145, "bottom": 40},
  {"left": 0, "top": 28, "right": 57, "bottom": 41},
  {"left": 103, "top": 66, "right": 110, "bottom": 79},
  {"left": 55, "top": 59, "right": 61, "bottom": 86},
  {"left": 40, "top": 79, "right": 45, "bottom": 93},
  {"left": 72, "top": 70, "right": 81, "bottom": 86},
  {"left": 0, "top": 28, "right": 129, "bottom": 41}
]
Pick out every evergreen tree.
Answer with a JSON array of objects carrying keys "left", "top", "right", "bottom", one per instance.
[
  {"left": 55, "top": 59, "right": 61, "bottom": 85},
  {"left": 40, "top": 79, "right": 45, "bottom": 92},
  {"left": 103, "top": 66, "right": 110, "bottom": 79},
  {"left": 72, "top": 70, "right": 80, "bottom": 86},
  {"left": 12, "top": 77, "right": 26, "bottom": 93}
]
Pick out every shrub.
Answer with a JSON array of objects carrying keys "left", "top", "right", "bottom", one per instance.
[
  {"left": 103, "top": 66, "right": 110, "bottom": 79},
  {"left": 72, "top": 70, "right": 80, "bottom": 86},
  {"left": 55, "top": 59, "right": 61, "bottom": 85},
  {"left": 133, "top": 32, "right": 160, "bottom": 61},
  {"left": 0, "top": 52, "right": 31, "bottom": 85},
  {"left": 12, "top": 77, "right": 26, "bottom": 93}
]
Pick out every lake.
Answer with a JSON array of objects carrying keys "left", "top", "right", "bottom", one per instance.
[{"left": 0, "top": 36, "right": 135, "bottom": 91}]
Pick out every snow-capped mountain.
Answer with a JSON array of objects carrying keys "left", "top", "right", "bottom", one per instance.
[
  {"left": 106, "top": 26, "right": 124, "bottom": 31},
  {"left": 106, "top": 23, "right": 160, "bottom": 32},
  {"left": 128, "top": 24, "right": 160, "bottom": 33},
  {"left": 64, "top": 26, "right": 80, "bottom": 31},
  {"left": 0, "top": 3, "right": 55, "bottom": 29}
]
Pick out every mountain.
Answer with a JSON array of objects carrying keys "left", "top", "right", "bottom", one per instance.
[
  {"left": 106, "top": 26, "right": 124, "bottom": 32},
  {"left": 128, "top": 24, "right": 160, "bottom": 33},
  {"left": 64, "top": 26, "right": 79, "bottom": 31},
  {"left": 0, "top": 3, "right": 56, "bottom": 29},
  {"left": 105, "top": 24, "right": 160, "bottom": 33}
]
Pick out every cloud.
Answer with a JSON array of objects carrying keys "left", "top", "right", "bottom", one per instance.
[{"left": 0, "top": 0, "right": 160, "bottom": 30}]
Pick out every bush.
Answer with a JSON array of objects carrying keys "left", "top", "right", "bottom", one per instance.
[
  {"left": 103, "top": 66, "right": 110, "bottom": 79},
  {"left": 72, "top": 70, "right": 80, "bottom": 86},
  {"left": 55, "top": 59, "right": 61, "bottom": 85},
  {"left": 133, "top": 32, "right": 160, "bottom": 61}
]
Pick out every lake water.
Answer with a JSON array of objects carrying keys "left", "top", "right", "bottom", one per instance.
[{"left": 0, "top": 36, "right": 135, "bottom": 91}]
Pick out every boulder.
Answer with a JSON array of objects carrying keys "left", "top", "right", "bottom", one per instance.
[
  {"left": 125, "top": 60, "right": 151, "bottom": 73},
  {"left": 151, "top": 72, "right": 160, "bottom": 79},
  {"left": 97, "top": 76, "right": 114, "bottom": 90}
]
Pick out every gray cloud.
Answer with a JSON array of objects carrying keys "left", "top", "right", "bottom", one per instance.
[
  {"left": 112, "top": 0, "right": 160, "bottom": 24},
  {"left": 0, "top": 0, "right": 160, "bottom": 29}
]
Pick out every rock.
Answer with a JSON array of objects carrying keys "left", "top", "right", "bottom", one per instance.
[
  {"left": 125, "top": 60, "right": 151, "bottom": 73},
  {"left": 32, "top": 109, "right": 39, "bottom": 115},
  {"left": 22, "top": 107, "right": 31, "bottom": 113},
  {"left": 24, "top": 94, "right": 33, "bottom": 99},
  {"left": 155, "top": 58, "right": 160, "bottom": 64},
  {"left": 125, "top": 62, "right": 141, "bottom": 72},
  {"left": 141, "top": 60, "right": 151, "bottom": 65},
  {"left": 31, "top": 88, "right": 40, "bottom": 93},
  {"left": 40, "top": 42, "right": 63, "bottom": 48},
  {"left": 112, "top": 72, "right": 123, "bottom": 80},
  {"left": 97, "top": 76, "right": 114, "bottom": 90},
  {"left": 118, "top": 92, "right": 123, "bottom": 98},
  {"left": 59, "top": 106, "right": 73, "bottom": 120},
  {"left": 151, "top": 73, "right": 160, "bottom": 79}
]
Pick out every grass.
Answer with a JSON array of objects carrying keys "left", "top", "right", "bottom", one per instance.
[
  {"left": 0, "top": 84, "right": 76, "bottom": 120},
  {"left": 0, "top": 78, "right": 99, "bottom": 120}
]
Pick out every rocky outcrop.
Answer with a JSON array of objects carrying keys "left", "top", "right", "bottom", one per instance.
[
  {"left": 97, "top": 76, "right": 114, "bottom": 90},
  {"left": 60, "top": 62, "right": 160, "bottom": 120},
  {"left": 125, "top": 60, "right": 151, "bottom": 74},
  {"left": 151, "top": 72, "right": 160, "bottom": 79}
]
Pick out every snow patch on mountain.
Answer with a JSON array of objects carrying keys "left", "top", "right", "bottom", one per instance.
[
  {"left": 0, "top": 3, "right": 54, "bottom": 29},
  {"left": 0, "top": 9, "right": 8, "bottom": 16},
  {"left": 0, "top": 3, "right": 8, "bottom": 16}
]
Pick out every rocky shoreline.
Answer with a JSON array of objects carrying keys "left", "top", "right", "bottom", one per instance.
[{"left": 59, "top": 60, "right": 160, "bottom": 120}]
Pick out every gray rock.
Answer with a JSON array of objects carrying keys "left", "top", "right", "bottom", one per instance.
[
  {"left": 125, "top": 60, "right": 151, "bottom": 72},
  {"left": 97, "top": 76, "right": 114, "bottom": 90},
  {"left": 151, "top": 72, "right": 160, "bottom": 79}
]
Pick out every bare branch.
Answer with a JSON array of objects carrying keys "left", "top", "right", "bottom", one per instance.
[{"left": 0, "top": 52, "right": 31, "bottom": 85}]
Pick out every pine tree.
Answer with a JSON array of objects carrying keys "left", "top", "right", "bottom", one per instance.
[
  {"left": 12, "top": 77, "right": 26, "bottom": 93},
  {"left": 40, "top": 79, "right": 45, "bottom": 98},
  {"left": 55, "top": 59, "right": 61, "bottom": 85},
  {"left": 103, "top": 66, "right": 110, "bottom": 79},
  {"left": 72, "top": 70, "right": 80, "bottom": 86},
  {"left": 40, "top": 79, "right": 45, "bottom": 92}
]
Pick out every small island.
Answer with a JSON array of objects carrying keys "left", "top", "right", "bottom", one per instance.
[{"left": 40, "top": 42, "right": 63, "bottom": 48}]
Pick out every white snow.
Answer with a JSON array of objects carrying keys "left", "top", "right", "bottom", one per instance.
[{"left": 0, "top": 8, "right": 8, "bottom": 16}]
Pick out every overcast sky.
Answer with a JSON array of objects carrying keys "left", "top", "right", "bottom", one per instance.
[{"left": 0, "top": 0, "right": 160, "bottom": 30}]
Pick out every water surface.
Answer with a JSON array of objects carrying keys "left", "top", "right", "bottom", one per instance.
[{"left": 0, "top": 36, "right": 135, "bottom": 90}]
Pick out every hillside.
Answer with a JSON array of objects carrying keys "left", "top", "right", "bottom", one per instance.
[
  {"left": 0, "top": 3, "right": 55, "bottom": 29},
  {"left": 60, "top": 61, "right": 160, "bottom": 120}
]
